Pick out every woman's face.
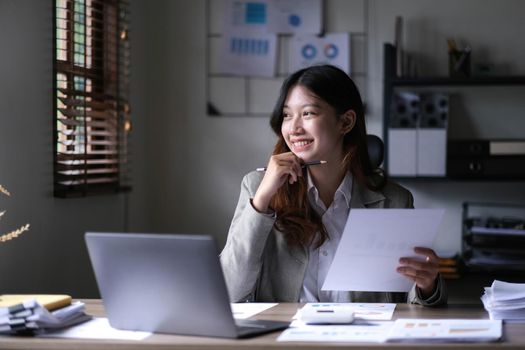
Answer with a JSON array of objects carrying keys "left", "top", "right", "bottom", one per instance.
[{"left": 280, "top": 85, "right": 346, "bottom": 163}]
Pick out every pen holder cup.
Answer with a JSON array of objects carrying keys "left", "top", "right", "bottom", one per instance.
[{"left": 449, "top": 50, "right": 471, "bottom": 78}]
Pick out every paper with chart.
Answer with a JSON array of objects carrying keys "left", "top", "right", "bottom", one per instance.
[
  {"left": 289, "top": 33, "right": 350, "bottom": 74},
  {"left": 278, "top": 321, "right": 394, "bottom": 342},
  {"left": 267, "top": 0, "right": 322, "bottom": 34},
  {"left": 218, "top": 31, "right": 277, "bottom": 77},
  {"left": 218, "top": 0, "right": 277, "bottom": 77},
  {"left": 279, "top": 318, "right": 502, "bottom": 343},
  {"left": 222, "top": 0, "right": 269, "bottom": 34},
  {"left": 386, "top": 319, "right": 502, "bottom": 342},
  {"left": 322, "top": 209, "right": 445, "bottom": 292}
]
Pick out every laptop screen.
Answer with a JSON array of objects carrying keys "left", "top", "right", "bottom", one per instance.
[{"left": 85, "top": 232, "right": 240, "bottom": 337}]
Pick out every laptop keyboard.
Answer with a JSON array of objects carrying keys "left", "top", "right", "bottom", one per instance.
[
  {"left": 235, "top": 319, "right": 289, "bottom": 338},
  {"left": 236, "top": 319, "right": 271, "bottom": 330}
]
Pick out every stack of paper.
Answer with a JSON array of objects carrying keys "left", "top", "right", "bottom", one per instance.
[
  {"left": 0, "top": 299, "right": 91, "bottom": 335},
  {"left": 482, "top": 280, "right": 525, "bottom": 321}
]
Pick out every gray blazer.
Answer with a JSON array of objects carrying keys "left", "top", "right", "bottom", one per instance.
[{"left": 220, "top": 171, "right": 447, "bottom": 306}]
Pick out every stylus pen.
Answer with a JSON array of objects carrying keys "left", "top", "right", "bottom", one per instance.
[{"left": 256, "top": 160, "right": 327, "bottom": 172}]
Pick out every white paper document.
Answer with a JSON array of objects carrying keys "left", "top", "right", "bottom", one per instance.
[
  {"left": 231, "top": 303, "right": 277, "bottom": 319},
  {"left": 278, "top": 321, "right": 394, "bottom": 342},
  {"left": 322, "top": 209, "right": 445, "bottom": 292},
  {"left": 38, "top": 317, "right": 151, "bottom": 340},
  {"left": 386, "top": 319, "right": 502, "bottom": 342},
  {"left": 491, "top": 280, "right": 525, "bottom": 301}
]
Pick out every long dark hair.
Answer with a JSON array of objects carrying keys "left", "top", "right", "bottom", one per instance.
[{"left": 269, "top": 65, "right": 386, "bottom": 248}]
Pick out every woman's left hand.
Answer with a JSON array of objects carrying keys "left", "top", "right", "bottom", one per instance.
[{"left": 397, "top": 247, "right": 440, "bottom": 298}]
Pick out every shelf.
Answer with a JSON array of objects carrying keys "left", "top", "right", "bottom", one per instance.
[
  {"left": 382, "top": 43, "right": 525, "bottom": 179},
  {"left": 391, "top": 176, "right": 525, "bottom": 182},
  {"left": 391, "top": 176, "right": 447, "bottom": 181},
  {"left": 389, "top": 76, "right": 525, "bottom": 87}
]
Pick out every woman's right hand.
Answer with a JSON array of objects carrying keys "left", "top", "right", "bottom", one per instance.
[{"left": 252, "top": 152, "right": 303, "bottom": 213}]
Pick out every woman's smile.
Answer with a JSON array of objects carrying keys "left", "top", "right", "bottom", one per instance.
[{"left": 290, "top": 138, "right": 314, "bottom": 152}]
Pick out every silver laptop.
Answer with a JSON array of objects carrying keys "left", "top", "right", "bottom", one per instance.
[{"left": 85, "top": 232, "right": 289, "bottom": 338}]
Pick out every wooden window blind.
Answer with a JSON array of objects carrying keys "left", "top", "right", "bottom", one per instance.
[{"left": 53, "top": 0, "right": 131, "bottom": 197}]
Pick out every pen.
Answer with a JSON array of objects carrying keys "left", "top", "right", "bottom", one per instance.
[{"left": 256, "top": 160, "right": 327, "bottom": 172}]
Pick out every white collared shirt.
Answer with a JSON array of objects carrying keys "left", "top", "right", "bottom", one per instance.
[{"left": 299, "top": 171, "right": 354, "bottom": 302}]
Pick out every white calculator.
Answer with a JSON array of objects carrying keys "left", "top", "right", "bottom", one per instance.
[{"left": 300, "top": 306, "right": 354, "bottom": 324}]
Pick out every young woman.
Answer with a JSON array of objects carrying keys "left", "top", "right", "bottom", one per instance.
[{"left": 220, "top": 65, "right": 446, "bottom": 305}]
